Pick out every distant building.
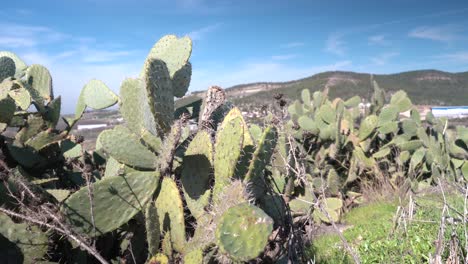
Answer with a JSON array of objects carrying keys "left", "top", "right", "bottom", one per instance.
[
  {"left": 77, "top": 124, "right": 107, "bottom": 130},
  {"left": 431, "top": 106, "right": 468, "bottom": 118}
]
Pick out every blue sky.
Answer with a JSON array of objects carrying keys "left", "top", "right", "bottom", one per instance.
[{"left": 1, "top": 0, "right": 468, "bottom": 113}]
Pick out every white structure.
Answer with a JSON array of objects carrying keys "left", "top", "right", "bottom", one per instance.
[
  {"left": 77, "top": 124, "right": 107, "bottom": 130},
  {"left": 431, "top": 106, "right": 468, "bottom": 118}
]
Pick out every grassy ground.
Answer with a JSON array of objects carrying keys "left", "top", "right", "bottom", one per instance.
[{"left": 307, "top": 189, "right": 466, "bottom": 263}]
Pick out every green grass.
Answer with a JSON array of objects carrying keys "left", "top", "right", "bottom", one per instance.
[{"left": 308, "top": 191, "right": 466, "bottom": 263}]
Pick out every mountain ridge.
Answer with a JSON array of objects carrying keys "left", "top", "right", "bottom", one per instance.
[{"left": 190, "top": 69, "right": 468, "bottom": 106}]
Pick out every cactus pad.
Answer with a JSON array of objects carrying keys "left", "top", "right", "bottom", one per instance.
[
  {"left": 119, "top": 77, "right": 158, "bottom": 137},
  {"left": 0, "top": 51, "right": 27, "bottom": 75},
  {"left": 25, "top": 64, "right": 53, "bottom": 103},
  {"left": 245, "top": 126, "right": 278, "bottom": 198},
  {"left": 0, "top": 56, "right": 15, "bottom": 82},
  {"left": 215, "top": 203, "right": 273, "bottom": 262},
  {"left": 181, "top": 130, "right": 213, "bottom": 219},
  {"left": 359, "top": 115, "right": 378, "bottom": 141},
  {"left": 213, "top": 117, "right": 244, "bottom": 201},
  {"left": 80, "top": 79, "right": 118, "bottom": 109},
  {"left": 172, "top": 62, "right": 192, "bottom": 98},
  {"left": 143, "top": 35, "right": 192, "bottom": 79},
  {"left": 62, "top": 171, "right": 159, "bottom": 236},
  {"left": 0, "top": 213, "right": 48, "bottom": 264},
  {"left": 0, "top": 95, "right": 15, "bottom": 123},
  {"left": 155, "top": 177, "right": 186, "bottom": 253},
  {"left": 148, "top": 253, "right": 169, "bottom": 264},
  {"left": 145, "top": 201, "right": 160, "bottom": 257},
  {"left": 100, "top": 125, "right": 158, "bottom": 169},
  {"left": 144, "top": 59, "right": 174, "bottom": 133},
  {"left": 184, "top": 249, "right": 204, "bottom": 264}
]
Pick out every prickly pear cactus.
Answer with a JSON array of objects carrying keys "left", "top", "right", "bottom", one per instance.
[
  {"left": 215, "top": 203, "right": 273, "bottom": 262},
  {"left": 154, "top": 177, "right": 186, "bottom": 253},
  {"left": 0, "top": 213, "right": 48, "bottom": 264},
  {"left": 62, "top": 171, "right": 159, "bottom": 236}
]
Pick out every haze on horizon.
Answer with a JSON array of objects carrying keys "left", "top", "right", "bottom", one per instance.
[{"left": 1, "top": 0, "right": 468, "bottom": 113}]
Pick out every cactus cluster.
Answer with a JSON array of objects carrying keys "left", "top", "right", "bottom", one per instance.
[
  {"left": 283, "top": 78, "right": 468, "bottom": 222},
  {"left": 1, "top": 33, "right": 467, "bottom": 263},
  {"left": 0, "top": 35, "right": 289, "bottom": 263}
]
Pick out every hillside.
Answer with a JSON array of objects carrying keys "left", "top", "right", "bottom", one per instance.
[{"left": 193, "top": 70, "right": 468, "bottom": 108}]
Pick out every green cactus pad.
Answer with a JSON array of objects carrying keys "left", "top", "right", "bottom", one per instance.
[
  {"left": 184, "top": 249, "right": 204, "bottom": 264},
  {"left": 289, "top": 187, "right": 315, "bottom": 215},
  {"left": 144, "top": 59, "right": 174, "bottom": 134},
  {"left": 245, "top": 126, "right": 278, "bottom": 199},
  {"left": 143, "top": 35, "right": 192, "bottom": 79},
  {"left": 100, "top": 125, "right": 158, "bottom": 169},
  {"left": 359, "top": 115, "right": 378, "bottom": 141},
  {"left": 148, "top": 253, "right": 169, "bottom": 264},
  {"left": 62, "top": 171, "right": 159, "bottom": 236},
  {"left": 0, "top": 213, "right": 49, "bottom": 264},
  {"left": 410, "top": 148, "right": 426, "bottom": 169},
  {"left": 172, "top": 62, "right": 192, "bottom": 98},
  {"left": 298, "top": 116, "right": 318, "bottom": 134},
  {"left": 7, "top": 144, "right": 46, "bottom": 168},
  {"left": 0, "top": 95, "right": 15, "bottom": 123},
  {"left": 344, "top": 95, "right": 361, "bottom": 108},
  {"left": 372, "top": 147, "right": 391, "bottom": 159},
  {"left": 60, "top": 140, "right": 82, "bottom": 159},
  {"left": 25, "top": 64, "right": 53, "bottom": 103},
  {"left": 46, "top": 189, "right": 70, "bottom": 202},
  {"left": 213, "top": 117, "right": 244, "bottom": 202},
  {"left": 44, "top": 96, "right": 61, "bottom": 127},
  {"left": 215, "top": 203, "right": 273, "bottom": 262},
  {"left": 396, "top": 140, "right": 423, "bottom": 151},
  {"left": 249, "top": 124, "right": 263, "bottom": 143},
  {"left": 313, "top": 207, "right": 340, "bottom": 224},
  {"left": 327, "top": 168, "right": 342, "bottom": 195},
  {"left": 316, "top": 103, "right": 336, "bottom": 124},
  {"left": 15, "top": 115, "right": 45, "bottom": 144},
  {"left": 219, "top": 107, "right": 256, "bottom": 179},
  {"left": 103, "top": 156, "right": 124, "bottom": 177},
  {"left": 353, "top": 147, "right": 376, "bottom": 168},
  {"left": 378, "top": 121, "right": 399, "bottom": 134},
  {"left": 259, "top": 194, "right": 286, "bottom": 225},
  {"left": 145, "top": 201, "right": 160, "bottom": 257},
  {"left": 462, "top": 162, "right": 468, "bottom": 180},
  {"left": 0, "top": 51, "right": 27, "bottom": 75},
  {"left": 80, "top": 79, "right": 118, "bottom": 109},
  {"left": 25, "top": 131, "right": 65, "bottom": 151},
  {"left": 181, "top": 130, "right": 213, "bottom": 219},
  {"left": 119, "top": 77, "right": 159, "bottom": 137},
  {"left": 402, "top": 119, "right": 418, "bottom": 137},
  {"left": 301, "top": 89, "right": 311, "bottom": 105},
  {"left": 219, "top": 107, "right": 254, "bottom": 146},
  {"left": 378, "top": 105, "right": 399, "bottom": 126},
  {"left": 312, "top": 197, "right": 343, "bottom": 224},
  {"left": 0, "top": 56, "right": 16, "bottom": 82},
  {"left": 155, "top": 177, "right": 186, "bottom": 253},
  {"left": 390, "top": 90, "right": 412, "bottom": 112}
]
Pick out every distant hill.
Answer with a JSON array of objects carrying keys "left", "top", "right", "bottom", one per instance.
[{"left": 190, "top": 70, "right": 468, "bottom": 107}]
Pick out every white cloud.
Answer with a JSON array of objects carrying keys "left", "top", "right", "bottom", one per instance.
[
  {"left": 435, "top": 52, "right": 468, "bottom": 64},
  {"left": 370, "top": 52, "right": 399, "bottom": 66},
  {"left": 282, "top": 42, "right": 305, "bottom": 48},
  {"left": 408, "top": 25, "right": 461, "bottom": 42},
  {"left": 368, "top": 34, "right": 388, "bottom": 45},
  {"left": 190, "top": 60, "right": 352, "bottom": 91},
  {"left": 187, "top": 23, "right": 222, "bottom": 41},
  {"left": 325, "top": 33, "right": 346, "bottom": 56},
  {"left": 271, "top": 54, "right": 297, "bottom": 60},
  {"left": 0, "top": 23, "right": 69, "bottom": 48}
]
